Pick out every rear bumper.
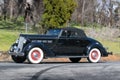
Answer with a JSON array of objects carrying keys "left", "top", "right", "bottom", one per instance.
[
  {"left": 102, "top": 51, "right": 113, "bottom": 57},
  {"left": 108, "top": 52, "right": 113, "bottom": 55}
]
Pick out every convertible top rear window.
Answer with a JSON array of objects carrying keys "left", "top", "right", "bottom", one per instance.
[{"left": 63, "top": 27, "right": 87, "bottom": 38}]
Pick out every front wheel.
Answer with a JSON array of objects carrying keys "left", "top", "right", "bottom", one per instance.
[
  {"left": 87, "top": 48, "right": 101, "bottom": 63},
  {"left": 11, "top": 55, "right": 26, "bottom": 63},
  {"left": 27, "top": 47, "right": 44, "bottom": 64},
  {"left": 69, "top": 58, "right": 81, "bottom": 63}
]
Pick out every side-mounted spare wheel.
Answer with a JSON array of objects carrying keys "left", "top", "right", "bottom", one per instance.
[
  {"left": 27, "top": 47, "right": 44, "bottom": 64},
  {"left": 11, "top": 55, "right": 26, "bottom": 63},
  {"left": 87, "top": 48, "right": 101, "bottom": 63}
]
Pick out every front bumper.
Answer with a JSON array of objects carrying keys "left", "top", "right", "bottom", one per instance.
[
  {"left": 9, "top": 44, "right": 24, "bottom": 56},
  {"left": 8, "top": 51, "right": 24, "bottom": 56},
  {"left": 108, "top": 52, "right": 113, "bottom": 55}
]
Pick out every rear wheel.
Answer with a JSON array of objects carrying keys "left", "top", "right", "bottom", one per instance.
[
  {"left": 27, "top": 47, "right": 44, "bottom": 64},
  {"left": 11, "top": 55, "right": 26, "bottom": 63},
  {"left": 69, "top": 58, "right": 81, "bottom": 63},
  {"left": 87, "top": 48, "right": 101, "bottom": 63}
]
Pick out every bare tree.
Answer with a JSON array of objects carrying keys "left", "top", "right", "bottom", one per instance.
[
  {"left": 1, "top": 0, "right": 119, "bottom": 28},
  {"left": 71, "top": 0, "right": 119, "bottom": 28},
  {"left": 22, "top": 0, "right": 44, "bottom": 28},
  {"left": 71, "top": 0, "right": 97, "bottom": 26},
  {"left": 3, "top": 0, "right": 8, "bottom": 20}
]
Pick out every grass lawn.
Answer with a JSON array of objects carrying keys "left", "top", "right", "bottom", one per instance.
[
  {"left": 0, "top": 29, "right": 19, "bottom": 51},
  {"left": 96, "top": 38, "right": 120, "bottom": 55},
  {"left": 0, "top": 29, "right": 37, "bottom": 51}
]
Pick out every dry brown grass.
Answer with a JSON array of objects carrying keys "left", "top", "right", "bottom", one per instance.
[
  {"left": 0, "top": 51, "right": 11, "bottom": 61},
  {"left": 101, "top": 55, "right": 120, "bottom": 62},
  {"left": 85, "top": 27, "right": 120, "bottom": 40},
  {"left": 43, "top": 55, "right": 120, "bottom": 62}
]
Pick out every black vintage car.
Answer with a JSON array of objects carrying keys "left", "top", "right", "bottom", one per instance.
[{"left": 9, "top": 27, "right": 112, "bottom": 64}]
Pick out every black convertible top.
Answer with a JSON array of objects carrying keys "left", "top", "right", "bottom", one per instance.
[{"left": 63, "top": 27, "right": 87, "bottom": 38}]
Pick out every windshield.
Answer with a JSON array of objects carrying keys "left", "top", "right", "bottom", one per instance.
[{"left": 45, "top": 29, "right": 61, "bottom": 36}]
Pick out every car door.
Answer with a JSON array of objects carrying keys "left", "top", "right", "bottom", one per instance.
[
  {"left": 53, "top": 30, "right": 69, "bottom": 55},
  {"left": 65, "top": 31, "right": 85, "bottom": 56},
  {"left": 54, "top": 30, "right": 84, "bottom": 56}
]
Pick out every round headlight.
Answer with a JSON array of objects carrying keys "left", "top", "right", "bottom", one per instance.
[{"left": 15, "top": 39, "right": 19, "bottom": 43}]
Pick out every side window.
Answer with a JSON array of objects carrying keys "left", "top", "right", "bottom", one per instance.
[
  {"left": 69, "top": 31, "right": 78, "bottom": 38},
  {"left": 61, "top": 30, "right": 78, "bottom": 38},
  {"left": 61, "top": 30, "right": 67, "bottom": 37},
  {"left": 61, "top": 30, "right": 71, "bottom": 38}
]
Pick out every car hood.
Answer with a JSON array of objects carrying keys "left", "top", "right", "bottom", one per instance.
[{"left": 19, "top": 34, "right": 58, "bottom": 40}]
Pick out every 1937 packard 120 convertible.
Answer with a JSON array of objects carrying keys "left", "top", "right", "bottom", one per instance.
[{"left": 9, "top": 27, "right": 112, "bottom": 64}]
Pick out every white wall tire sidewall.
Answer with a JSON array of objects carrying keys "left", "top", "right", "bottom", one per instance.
[
  {"left": 89, "top": 48, "right": 101, "bottom": 63},
  {"left": 28, "top": 47, "right": 44, "bottom": 64}
]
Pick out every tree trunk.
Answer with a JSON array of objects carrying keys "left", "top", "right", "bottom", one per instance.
[
  {"left": 10, "top": 0, "right": 14, "bottom": 19},
  {"left": 81, "top": 0, "right": 85, "bottom": 26},
  {"left": 3, "top": 0, "right": 8, "bottom": 20}
]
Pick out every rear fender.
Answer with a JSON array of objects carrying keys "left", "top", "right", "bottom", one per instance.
[{"left": 86, "top": 43, "right": 108, "bottom": 57}]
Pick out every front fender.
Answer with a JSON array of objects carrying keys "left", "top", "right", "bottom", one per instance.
[{"left": 22, "top": 42, "right": 55, "bottom": 57}]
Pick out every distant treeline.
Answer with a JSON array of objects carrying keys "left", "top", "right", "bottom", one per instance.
[{"left": 0, "top": 0, "right": 120, "bottom": 29}]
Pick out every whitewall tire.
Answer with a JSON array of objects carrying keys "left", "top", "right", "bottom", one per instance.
[
  {"left": 87, "top": 48, "right": 101, "bottom": 63},
  {"left": 28, "top": 47, "right": 44, "bottom": 64}
]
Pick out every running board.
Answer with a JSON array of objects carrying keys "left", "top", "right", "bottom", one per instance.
[{"left": 48, "top": 56, "right": 88, "bottom": 58}]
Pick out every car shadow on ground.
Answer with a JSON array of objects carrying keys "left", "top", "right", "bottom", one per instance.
[{"left": 0, "top": 60, "right": 109, "bottom": 64}]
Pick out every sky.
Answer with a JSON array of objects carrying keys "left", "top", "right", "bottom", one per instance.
[
  {"left": 115, "top": 0, "right": 120, "bottom": 2},
  {"left": 0, "top": 0, "right": 3, "bottom": 4}
]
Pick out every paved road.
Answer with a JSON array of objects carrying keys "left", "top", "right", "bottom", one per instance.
[{"left": 0, "top": 61, "right": 120, "bottom": 80}]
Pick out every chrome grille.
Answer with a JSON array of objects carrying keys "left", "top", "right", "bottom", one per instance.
[{"left": 15, "top": 36, "right": 26, "bottom": 53}]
